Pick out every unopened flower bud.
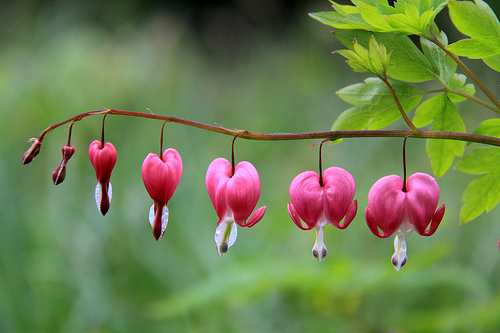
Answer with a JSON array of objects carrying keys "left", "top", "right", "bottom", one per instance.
[
  {"left": 22, "top": 138, "right": 42, "bottom": 165},
  {"left": 52, "top": 145, "right": 76, "bottom": 185}
]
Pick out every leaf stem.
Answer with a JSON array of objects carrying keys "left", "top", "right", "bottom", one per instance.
[
  {"left": 425, "top": 34, "right": 500, "bottom": 111},
  {"left": 427, "top": 88, "right": 500, "bottom": 113},
  {"left": 30, "top": 108, "right": 500, "bottom": 147},
  {"left": 380, "top": 76, "right": 420, "bottom": 134}
]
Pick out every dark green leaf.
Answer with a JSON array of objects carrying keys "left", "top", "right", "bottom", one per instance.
[
  {"left": 420, "top": 31, "right": 457, "bottom": 83},
  {"left": 334, "top": 30, "right": 437, "bottom": 82}
]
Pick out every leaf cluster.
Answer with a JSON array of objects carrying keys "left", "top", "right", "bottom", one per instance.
[{"left": 311, "top": 0, "right": 500, "bottom": 223}]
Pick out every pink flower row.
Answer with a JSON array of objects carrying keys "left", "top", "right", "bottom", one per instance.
[{"left": 84, "top": 140, "right": 445, "bottom": 271}]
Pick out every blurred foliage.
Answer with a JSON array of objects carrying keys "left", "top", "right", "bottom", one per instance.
[{"left": 1, "top": 1, "right": 499, "bottom": 332}]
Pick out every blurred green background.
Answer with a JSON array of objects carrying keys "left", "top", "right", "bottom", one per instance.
[{"left": 2, "top": 0, "right": 500, "bottom": 332}]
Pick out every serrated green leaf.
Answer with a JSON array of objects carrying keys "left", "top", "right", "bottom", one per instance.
[
  {"left": 473, "top": 118, "right": 500, "bottom": 138},
  {"left": 446, "top": 38, "right": 500, "bottom": 59},
  {"left": 413, "top": 94, "right": 465, "bottom": 177},
  {"left": 334, "top": 30, "right": 437, "bottom": 82},
  {"left": 456, "top": 146, "right": 500, "bottom": 223},
  {"left": 448, "top": 0, "right": 500, "bottom": 39},
  {"left": 333, "top": 77, "right": 422, "bottom": 130}
]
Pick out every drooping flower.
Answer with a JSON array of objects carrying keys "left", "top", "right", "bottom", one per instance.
[
  {"left": 365, "top": 172, "right": 445, "bottom": 271},
  {"left": 288, "top": 167, "right": 357, "bottom": 262},
  {"left": 88, "top": 140, "right": 117, "bottom": 216},
  {"left": 141, "top": 148, "right": 182, "bottom": 241},
  {"left": 52, "top": 145, "right": 76, "bottom": 185},
  {"left": 206, "top": 157, "right": 266, "bottom": 256}
]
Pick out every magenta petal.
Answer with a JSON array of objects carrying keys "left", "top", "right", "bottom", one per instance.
[
  {"left": 405, "top": 173, "right": 441, "bottom": 234},
  {"left": 89, "top": 141, "right": 117, "bottom": 183},
  {"left": 206, "top": 158, "right": 232, "bottom": 221},
  {"left": 417, "top": 203, "right": 445, "bottom": 236},
  {"left": 366, "top": 175, "right": 406, "bottom": 237},
  {"left": 227, "top": 161, "right": 261, "bottom": 225},
  {"left": 142, "top": 149, "right": 182, "bottom": 206},
  {"left": 322, "top": 167, "right": 356, "bottom": 228},
  {"left": 244, "top": 206, "right": 266, "bottom": 227},
  {"left": 337, "top": 200, "right": 357, "bottom": 229},
  {"left": 288, "top": 203, "right": 314, "bottom": 230},
  {"left": 289, "top": 171, "right": 324, "bottom": 228}
]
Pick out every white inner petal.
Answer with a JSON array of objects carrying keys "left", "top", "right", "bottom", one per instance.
[
  {"left": 214, "top": 220, "right": 237, "bottom": 256},
  {"left": 149, "top": 204, "right": 169, "bottom": 240},
  {"left": 94, "top": 182, "right": 113, "bottom": 215},
  {"left": 392, "top": 234, "right": 408, "bottom": 272}
]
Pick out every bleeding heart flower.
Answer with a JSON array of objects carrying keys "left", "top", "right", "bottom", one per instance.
[
  {"left": 52, "top": 145, "right": 76, "bottom": 185},
  {"left": 206, "top": 157, "right": 266, "bottom": 256},
  {"left": 287, "top": 167, "right": 357, "bottom": 262},
  {"left": 142, "top": 148, "right": 183, "bottom": 241},
  {"left": 88, "top": 140, "right": 117, "bottom": 216},
  {"left": 365, "top": 172, "right": 445, "bottom": 271}
]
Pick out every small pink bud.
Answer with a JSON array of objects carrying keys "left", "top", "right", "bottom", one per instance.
[
  {"left": 22, "top": 138, "right": 42, "bottom": 165},
  {"left": 89, "top": 140, "right": 117, "bottom": 216},
  {"left": 206, "top": 158, "right": 266, "bottom": 256},
  {"left": 52, "top": 145, "right": 76, "bottom": 185}
]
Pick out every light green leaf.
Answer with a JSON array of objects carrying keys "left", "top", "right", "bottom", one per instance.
[
  {"left": 448, "top": 0, "right": 500, "bottom": 39},
  {"left": 446, "top": 38, "right": 500, "bottom": 59},
  {"left": 446, "top": 74, "right": 476, "bottom": 103},
  {"left": 333, "top": 77, "right": 423, "bottom": 130},
  {"left": 456, "top": 146, "right": 500, "bottom": 174},
  {"left": 413, "top": 94, "right": 466, "bottom": 177},
  {"left": 456, "top": 146, "right": 500, "bottom": 223},
  {"left": 334, "top": 30, "right": 437, "bottom": 82},
  {"left": 483, "top": 54, "right": 500, "bottom": 72},
  {"left": 473, "top": 118, "right": 500, "bottom": 138}
]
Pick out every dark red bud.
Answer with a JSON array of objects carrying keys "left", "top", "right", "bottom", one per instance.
[
  {"left": 22, "top": 138, "right": 42, "bottom": 165},
  {"left": 52, "top": 146, "right": 76, "bottom": 185}
]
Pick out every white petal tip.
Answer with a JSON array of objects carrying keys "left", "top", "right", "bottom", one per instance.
[{"left": 214, "top": 220, "right": 237, "bottom": 256}]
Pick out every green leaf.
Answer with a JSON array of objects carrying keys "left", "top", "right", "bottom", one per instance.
[
  {"left": 448, "top": 0, "right": 500, "bottom": 39},
  {"left": 473, "top": 118, "right": 500, "bottom": 138},
  {"left": 456, "top": 147, "right": 500, "bottom": 223},
  {"left": 334, "top": 30, "right": 437, "bottom": 82},
  {"left": 413, "top": 94, "right": 466, "bottom": 177},
  {"left": 333, "top": 77, "right": 423, "bottom": 130},
  {"left": 310, "top": 0, "right": 447, "bottom": 35},
  {"left": 446, "top": 38, "right": 500, "bottom": 59},
  {"left": 420, "top": 31, "right": 457, "bottom": 83},
  {"left": 446, "top": 74, "right": 476, "bottom": 103},
  {"left": 483, "top": 54, "right": 500, "bottom": 72},
  {"left": 447, "top": 0, "right": 500, "bottom": 65}
]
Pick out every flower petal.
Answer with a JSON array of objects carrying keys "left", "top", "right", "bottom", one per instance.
[
  {"left": 366, "top": 175, "right": 406, "bottom": 237},
  {"left": 322, "top": 167, "right": 357, "bottom": 228},
  {"left": 289, "top": 171, "right": 324, "bottom": 228},
  {"left": 206, "top": 158, "right": 232, "bottom": 222},
  {"left": 149, "top": 203, "right": 169, "bottom": 241},
  {"left": 226, "top": 161, "right": 261, "bottom": 225},
  {"left": 405, "top": 173, "right": 442, "bottom": 234}
]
